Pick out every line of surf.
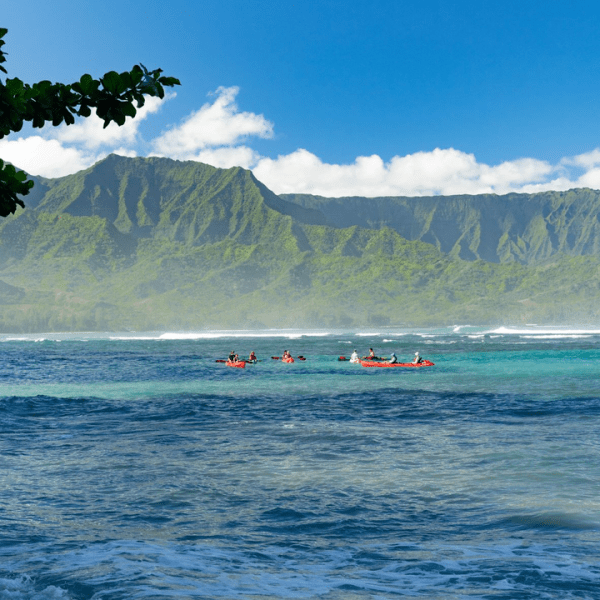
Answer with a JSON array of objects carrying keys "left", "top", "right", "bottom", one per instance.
[{"left": 488, "top": 326, "right": 600, "bottom": 336}]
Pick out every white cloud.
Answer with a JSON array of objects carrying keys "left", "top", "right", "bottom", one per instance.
[
  {"left": 251, "top": 148, "right": 562, "bottom": 197},
  {"left": 562, "top": 148, "right": 600, "bottom": 169},
  {"left": 574, "top": 167, "right": 600, "bottom": 189},
  {"left": 0, "top": 136, "right": 99, "bottom": 177},
  {"left": 152, "top": 86, "right": 274, "bottom": 158}
]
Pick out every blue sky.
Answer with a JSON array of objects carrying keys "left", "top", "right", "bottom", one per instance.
[{"left": 3, "top": 0, "right": 600, "bottom": 196}]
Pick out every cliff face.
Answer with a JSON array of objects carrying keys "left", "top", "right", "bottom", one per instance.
[{"left": 282, "top": 189, "right": 600, "bottom": 264}]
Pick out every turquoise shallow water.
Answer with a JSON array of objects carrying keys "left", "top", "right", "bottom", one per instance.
[{"left": 0, "top": 327, "right": 599, "bottom": 599}]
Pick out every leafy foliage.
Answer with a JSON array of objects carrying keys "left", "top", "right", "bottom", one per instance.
[{"left": 0, "top": 28, "right": 180, "bottom": 217}]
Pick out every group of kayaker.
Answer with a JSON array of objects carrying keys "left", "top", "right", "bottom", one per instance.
[
  {"left": 349, "top": 348, "right": 424, "bottom": 364},
  {"left": 227, "top": 348, "right": 425, "bottom": 365},
  {"left": 228, "top": 350, "right": 258, "bottom": 364}
]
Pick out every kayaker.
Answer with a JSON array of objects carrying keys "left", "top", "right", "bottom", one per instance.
[
  {"left": 282, "top": 350, "right": 291, "bottom": 360},
  {"left": 350, "top": 350, "right": 359, "bottom": 363},
  {"left": 413, "top": 352, "right": 423, "bottom": 364},
  {"left": 369, "top": 348, "right": 375, "bottom": 357},
  {"left": 228, "top": 350, "right": 236, "bottom": 361},
  {"left": 248, "top": 351, "right": 257, "bottom": 363},
  {"left": 388, "top": 352, "right": 398, "bottom": 364}
]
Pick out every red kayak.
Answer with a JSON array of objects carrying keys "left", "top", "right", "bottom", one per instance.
[
  {"left": 360, "top": 360, "right": 434, "bottom": 368},
  {"left": 282, "top": 357, "right": 295, "bottom": 363},
  {"left": 226, "top": 360, "right": 246, "bottom": 368}
]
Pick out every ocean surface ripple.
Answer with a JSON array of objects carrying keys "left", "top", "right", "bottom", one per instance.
[{"left": 0, "top": 327, "right": 599, "bottom": 599}]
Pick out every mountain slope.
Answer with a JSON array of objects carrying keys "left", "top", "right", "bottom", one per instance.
[
  {"left": 282, "top": 189, "right": 600, "bottom": 264},
  {"left": 0, "top": 155, "right": 600, "bottom": 331}
]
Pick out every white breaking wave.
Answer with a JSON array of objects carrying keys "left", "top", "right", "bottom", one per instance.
[
  {"left": 489, "top": 326, "right": 600, "bottom": 336},
  {"left": 0, "top": 576, "right": 71, "bottom": 599},
  {"left": 109, "top": 336, "right": 159, "bottom": 340},
  {"left": 1, "top": 538, "right": 597, "bottom": 600},
  {"left": 453, "top": 325, "right": 475, "bottom": 332},
  {"left": 159, "top": 331, "right": 333, "bottom": 340},
  {"left": 520, "top": 335, "right": 593, "bottom": 339}
]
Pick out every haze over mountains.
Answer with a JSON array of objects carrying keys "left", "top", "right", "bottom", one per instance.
[{"left": 1, "top": 154, "right": 600, "bottom": 332}]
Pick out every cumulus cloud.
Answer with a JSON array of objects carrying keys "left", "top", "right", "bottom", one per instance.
[
  {"left": 151, "top": 86, "right": 274, "bottom": 158},
  {"left": 0, "top": 136, "right": 99, "bottom": 177},
  {"left": 562, "top": 148, "right": 600, "bottom": 169},
  {"left": 251, "top": 148, "right": 566, "bottom": 197}
]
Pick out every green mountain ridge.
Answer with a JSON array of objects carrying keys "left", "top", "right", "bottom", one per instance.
[
  {"left": 1, "top": 155, "right": 600, "bottom": 332},
  {"left": 282, "top": 190, "right": 600, "bottom": 264}
]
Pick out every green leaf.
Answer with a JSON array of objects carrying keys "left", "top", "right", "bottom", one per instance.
[
  {"left": 79, "top": 74, "right": 95, "bottom": 95},
  {"left": 78, "top": 104, "right": 91, "bottom": 118},
  {"left": 129, "top": 65, "right": 143, "bottom": 85},
  {"left": 158, "top": 76, "right": 181, "bottom": 87},
  {"left": 121, "top": 102, "right": 136, "bottom": 118},
  {"left": 119, "top": 71, "right": 132, "bottom": 89},
  {"left": 101, "top": 71, "right": 121, "bottom": 93},
  {"left": 6, "top": 77, "right": 25, "bottom": 95}
]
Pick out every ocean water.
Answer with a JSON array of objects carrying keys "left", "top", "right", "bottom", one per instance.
[{"left": 0, "top": 326, "right": 599, "bottom": 599}]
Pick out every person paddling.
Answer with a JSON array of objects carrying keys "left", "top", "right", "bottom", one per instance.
[
  {"left": 413, "top": 352, "right": 423, "bottom": 364},
  {"left": 248, "top": 351, "right": 257, "bottom": 363},
  {"left": 228, "top": 350, "right": 236, "bottom": 361},
  {"left": 388, "top": 352, "right": 398, "bottom": 364}
]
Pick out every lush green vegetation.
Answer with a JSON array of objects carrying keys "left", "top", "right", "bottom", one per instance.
[
  {"left": 1, "top": 155, "right": 600, "bottom": 331},
  {"left": 283, "top": 189, "right": 600, "bottom": 265}
]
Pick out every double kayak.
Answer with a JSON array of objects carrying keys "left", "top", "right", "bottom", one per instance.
[
  {"left": 360, "top": 360, "right": 434, "bottom": 368},
  {"left": 226, "top": 360, "right": 246, "bottom": 368}
]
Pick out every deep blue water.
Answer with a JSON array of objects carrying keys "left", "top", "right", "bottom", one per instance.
[{"left": 0, "top": 326, "right": 599, "bottom": 599}]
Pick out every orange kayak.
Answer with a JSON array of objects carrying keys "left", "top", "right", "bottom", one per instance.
[
  {"left": 282, "top": 357, "right": 295, "bottom": 363},
  {"left": 360, "top": 360, "right": 434, "bottom": 368},
  {"left": 226, "top": 360, "right": 246, "bottom": 368}
]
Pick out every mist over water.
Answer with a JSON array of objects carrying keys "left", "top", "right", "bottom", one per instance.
[{"left": 1, "top": 326, "right": 599, "bottom": 599}]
